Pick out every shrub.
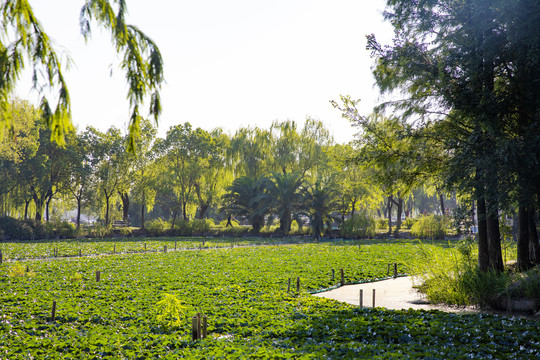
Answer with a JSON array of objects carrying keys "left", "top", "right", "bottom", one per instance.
[
  {"left": 411, "top": 215, "right": 447, "bottom": 239},
  {"left": 0, "top": 217, "right": 36, "bottom": 240},
  {"left": 341, "top": 214, "right": 376, "bottom": 238},
  {"left": 402, "top": 217, "right": 416, "bottom": 230},
  {"left": 191, "top": 219, "right": 211, "bottom": 234},
  {"left": 146, "top": 218, "right": 169, "bottom": 235},
  {"left": 376, "top": 218, "right": 387, "bottom": 230}
]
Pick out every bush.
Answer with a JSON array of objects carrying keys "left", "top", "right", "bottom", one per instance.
[
  {"left": 0, "top": 217, "right": 38, "bottom": 240},
  {"left": 402, "top": 217, "right": 416, "bottom": 230},
  {"left": 146, "top": 218, "right": 169, "bottom": 235},
  {"left": 376, "top": 218, "right": 387, "bottom": 230},
  {"left": 341, "top": 214, "right": 376, "bottom": 238},
  {"left": 411, "top": 215, "right": 447, "bottom": 239},
  {"left": 191, "top": 219, "right": 211, "bottom": 234}
]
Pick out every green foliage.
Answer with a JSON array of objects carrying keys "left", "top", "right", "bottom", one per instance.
[
  {"left": 376, "top": 218, "right": 387, "bottom": 230},
  {"left": 1, "top": 239, "right": 539, "bottom": 358},
  {"left": 402, "top": 217, "right": 416, "bottom": 230},
  {"left": 155, "top": 293, "right": 186, "bottom": 328},
  {"left": 146, "top": 218, "right": 169, "bottom": 234},
  {"left": 451, "top": 204, "right": 475, "bottom": 235},
  {"left": 340, "top": 214, "right": 376, "bottom": 238},
  {"left": 70, "top": 272, "right": 83, "bottom": 282},
  {"left": 6, "top": 262, "right": 27, "bottom": 278},
  {"left": 0, "top": 216, "right": 44, "bottom": 240},
  {"left": 411, "top": 215, "right": 447, "bottom": 239}
]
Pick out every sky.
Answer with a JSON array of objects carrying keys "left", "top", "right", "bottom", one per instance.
[{"left": 17, "top": 0, "right": 395, "bottom": 144}]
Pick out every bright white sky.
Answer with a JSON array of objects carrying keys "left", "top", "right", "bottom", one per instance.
[{"left": 17, "top": 0, "right": 394, "bottom": 144}]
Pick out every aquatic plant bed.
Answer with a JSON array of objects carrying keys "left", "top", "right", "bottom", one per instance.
[{"left": 1, "top": 240, "right": 539, "bottom": 358}]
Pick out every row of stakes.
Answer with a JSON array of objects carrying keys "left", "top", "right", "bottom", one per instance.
[
  {"left": 0, "top": 241, "right": 219, "bottom": 264},
  {"left": 287, "top": 263, "right": 400, "bottom": 308}
]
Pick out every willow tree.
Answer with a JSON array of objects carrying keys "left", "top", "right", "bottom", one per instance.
[{"left": 0, "top": 0, "right": 164, "bottom": 151}]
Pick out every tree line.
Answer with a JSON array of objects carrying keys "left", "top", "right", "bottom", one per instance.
[{"left": 1, "top": 98, "right": 456, "bottom": 239}]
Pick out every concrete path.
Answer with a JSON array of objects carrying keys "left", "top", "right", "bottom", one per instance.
[{"left": 313, "top": 276, "right": 477, "bottom": 313}]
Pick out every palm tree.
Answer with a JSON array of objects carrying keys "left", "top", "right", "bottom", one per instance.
[
  {"left": 303, "top": 180, "right": 338, "bottom": 240},
  {"left": 258, "top": 171, "right": 305, "bottom": 235},
  {"left": 222, "top": 176, "right": 266, "bottom": 232}
]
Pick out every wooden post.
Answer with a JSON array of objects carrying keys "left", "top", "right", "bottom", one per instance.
[
  {"left": 287, "top": 278, "right": 291, "bottom": 292},
  {"left": 202, "top": 315, "right": 207, "bottom": 339},
  {"left": 164, "top": 245, "right": 167, "bottom": 253},
  {"left": 96, "top": 271, "right": 101, "bottom": 282},
  {"left": 175, "top": 241, "right": 177, "bottom": 251},
  {"left": 340, "top": 268, "right": 344, "bottom": 286},
  {"left": 393, "top": 263, "right": 398, "bottom": 278},
  {"left": 197, "top": 313, "right": 202, "bottom": 340},
  {"left": 331, "top": 269, "right": 335, "bottom": 282},
  {"left": 359, "top": 289, "right": 363, "bottom": 308},
  {"left": 192, "top": 317, "right": 198, "bottom": 341},
  {"left": 387, "top": 263, "right": 391, "bottom": 276},
  {"left": 0, "top": 250, "right": 3, "bottom": 264},
  {"left": 372, "top": 289, "right": 376, "bottom": 308},
  {"left": 144, "top": 243, "right": 146, "bottom": 251},
  {"left": 26, "top": 265, "right": 29, "bottom": 273},
  {"left": 79, "top": 249, "right": 82, "bottom": 257},
  {"left": 113, "top": 245, "right": 116, "bottom": 254},
  {"left": 296, "top": 277, "right": 300, "bottom": 292},
  {"left": 51, "top": 301, "right": 57, "bottom": 322}
]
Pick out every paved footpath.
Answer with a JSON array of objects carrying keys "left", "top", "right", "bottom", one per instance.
[{"left": 313, "top": 276, "right": 478, "bottom": 313}]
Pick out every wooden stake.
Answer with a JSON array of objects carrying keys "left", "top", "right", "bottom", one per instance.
[
  {"left": 96, "top": 271, "right": 101, "bottom": 282},
  {"left": 51, "top": 301, "right": 57, "bottom": 322},
  {"left": 175, "top": 241, "right": 177, "bottom": 250},
  {"left": 164, "top": 245, "right": 167, "bottom": 253},
  {"left": 144, "top": 243, "right": 147, "bottom": 250},
  {"left": 393, "top": 263, "right": 398, "bottom": 278},
  {"left": 387, "top": 263, "right": 391, "bottom": 276},
  {"left": 340, "top": 268, "right": 344, "bottom": 286},
  {"left": 197, "top": 313, "right": 202, "bottom": 340},
  {"left": 359, "top": 289, "right": 363, "bottom": 308},
  {"left": 192, "top": 317, "right": 199, "bottom": 341},
  {"left": 296, "top": 277, "right": 300, "bottom": 292},
  {"left": 202, "top": 315, "right": 207, "bottom": 339},
  {"left": 331, "top": 268, "right": 335, "bottom": 282},
  {"left": 287, "top": 278, "right": 291, "bottom": 292},
  {"left": 372, "top": 289, "right": 376, "bottom": 308},
  {"left": 113, "top": 245, "right": 116, "bottom": 254},
  {"left": 79, "top": 249, "right": 82, "bottom": 257},
  {"left": 26, "top": 265, "right": 29, "bottom": 273},
  {"left": 0, "top": 251, "right": 3, "bottom": 264}
]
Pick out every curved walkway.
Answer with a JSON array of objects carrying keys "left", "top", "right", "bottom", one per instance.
[{"left": 313, "top": 276, "right": 478, "bottom": 313}]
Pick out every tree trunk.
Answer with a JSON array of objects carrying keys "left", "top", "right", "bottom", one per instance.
[
  {"left": 528, "top": 209, "right": 540, "bottom": 264},
  {"left": 119, "top": 191, "right": 130, "bottom": 223},
  {"left": 171, "top": 208, "right": 178, "bottom": 230},
  {"left": 518, "top": 206, "right": 531, "bottom": 270},
  {"left": 486, "top": 208, "right": 503, "bottom": 272},
  {"left": 76, "top": 197, "right": 82, "bottom": 229},
  {"left": 351, "top": 199, "right": 356, "bottom": 218},
  {"left": 24, "top": 198, "right": 31, "bottom": 220},
  {"left": 438, "top": 192, "right": 445, "bottom": 216},
  {"left": 140, "top": 189, "right": 145, "bottom": 229},
  {"left": 395, "top": 196, "right": 403, "bottom": 233},
  {"left": 387, "top": 195, "right": 393, "bottom": 235},
  {"left": 477, "top": 198, "right": 489, "bottom": 272},
  {"left": 198, "top": 204, "right": 209, "bottom": 219},
  {"left": 105, "top": 196, "right": 110, "bottom": 226},
  {"left": 182, "top": 201, "right": 187, "bottom": 220}
]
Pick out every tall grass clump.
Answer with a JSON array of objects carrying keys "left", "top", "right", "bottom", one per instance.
[
  {"left": 410, "top": 215, "right": 447, "bottom": 239},
  {"left": 410, "top": 239, "right": 512, "bottom": 307}
]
